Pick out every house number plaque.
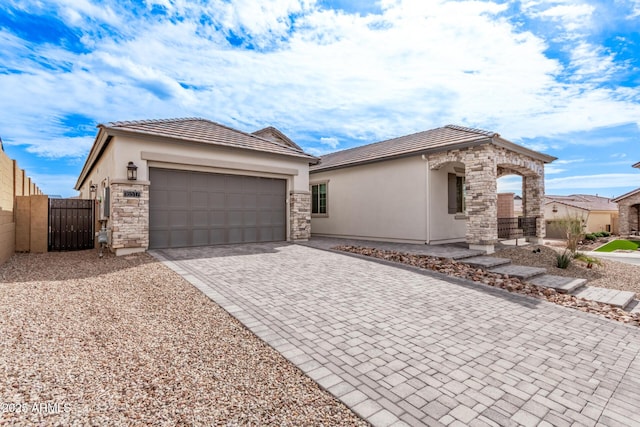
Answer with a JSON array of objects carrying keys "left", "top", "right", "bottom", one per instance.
[{"left": 123, "top": 190, "right": 141, "bottom": 198}]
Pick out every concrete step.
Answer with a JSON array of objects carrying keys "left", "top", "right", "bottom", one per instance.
[
  {"left": 627, "top": 300, "right": 640, "bottom": 315},
  {"left": 572, "top": 286, "right": 636, "bottom": 309},
  {"left": 528, "top": 275, "right": 587, "bottom": 294},
  {"left": 462, "top": 256, "right": 512, "bottom": 269},
  {"left": 489, "top": 265, "right": 547, "bottom": 280}
]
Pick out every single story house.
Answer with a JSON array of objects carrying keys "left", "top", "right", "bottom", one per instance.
[
  {"left": 612, "top": 162, "right": 640, "bottom": 236},
  {"left": 76, "top": 120, "right": 556, "bottom": 255},
  {"left": 544, "top": 194, "right": 619, "bottom": 238},
  {"left": 75, "top": 118, "right": 317, "bottom": 255},
  {"left": 310, "top": 125, "right": 556, "bottom": 254}
]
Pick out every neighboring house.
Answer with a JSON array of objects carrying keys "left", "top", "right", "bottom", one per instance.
[
  {"left": 310, "top": 125, "right": 556, "bottom": 254},
  {"left": 612, "top": 162, "right": 640, "bottom": 236},
  {"left": 544, "top": 194, "right": 619, "bottom": 239},
  {"left": 75, "top": 118, "right": 317, "bottom": 255}
]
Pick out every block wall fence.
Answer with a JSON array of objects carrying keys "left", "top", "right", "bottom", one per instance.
[{"left": 0, "top": 148, "right": 44, "bottom": 265}]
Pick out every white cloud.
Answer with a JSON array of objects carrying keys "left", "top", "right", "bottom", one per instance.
[
  {"left": 320, "top": 136, "right": 340, "bottom": 149},
  {"left": 1, "top": 0, "right": 640, "bottom": 164},
  {"left": 546, "top": 173, "right": 640, "bottom": 190}
]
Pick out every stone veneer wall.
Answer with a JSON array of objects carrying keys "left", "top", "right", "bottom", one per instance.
[
  {"left": 617, "top": 193, "right": 640, "bottom": 235},
  {"left": 430, "top": 143, "right": 548, "bottom": 247},
  {"left": 522, "top": 174, "right": 545, "bottom": 239},
  {"left": 462, "top": 145, "right": 498, "bottom": 245},
  {"left": 289, "top": 190, "right": 311, "bottom": 241},
  {"left": 109, "top": 181, "right": 149, "bottom": 252}
]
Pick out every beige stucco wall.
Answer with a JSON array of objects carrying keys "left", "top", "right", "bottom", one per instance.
[
  {"left": 544, "top": 204, "right": 617, "bottom": 234},
  {"left": 585, "top": 211, "right": 618, "bottom": 234},
  {"left": 310, "top": 156, "right": 429, "bottom": 243},
  {"left": 428, "top": 163, "right": 467, "bottom": 243}
]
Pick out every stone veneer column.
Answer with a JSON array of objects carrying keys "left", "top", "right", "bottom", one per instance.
[
  {"left": 289, "top": 190, "right": 311, "bottom": 241},
  {"left": 522, "top": 174, "right": 545, "bottom": 243},
  {"left": 109, "top": 181, "right": 149, "bottom": 255},
  {"left": 464, "top": 146, "right": 498, "bottom": 253},
  {"left": 618, "top": 196, "right": 640, "bottom": 235}
]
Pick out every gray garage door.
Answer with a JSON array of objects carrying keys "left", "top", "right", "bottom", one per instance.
[{"left": 149, "top": 168, "right": 286, "bottom": 249}]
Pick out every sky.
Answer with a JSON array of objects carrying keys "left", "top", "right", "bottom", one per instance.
[{"left": 1, "top": 0, "right": 639, "bottom": 198}]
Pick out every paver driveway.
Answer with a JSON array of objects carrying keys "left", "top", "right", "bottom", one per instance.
[{"left": 151, "top": 243, "right": 640, "bottom": 427}]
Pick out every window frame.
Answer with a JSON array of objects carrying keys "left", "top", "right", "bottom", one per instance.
[
  {"left": 448, "top": 173, "right": 466, "bottom": 218},
  {"left": 310, "top": 181, "right": 329, "bottom": 217}
]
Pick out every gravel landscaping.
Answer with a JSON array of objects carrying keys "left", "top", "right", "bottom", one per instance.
[
  {"left": 334, "top": 245, "right": 640, "bottom": 327},
  {"left": 495, "top": 244, "right": 640, "bottom": 295},
  {"left": 0, "top": 251, "right": 367, "bottom": 426}
]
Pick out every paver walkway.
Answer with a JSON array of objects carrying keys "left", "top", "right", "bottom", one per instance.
[{"left": 151, "top": 242, "right": 640, "bottom": 427}]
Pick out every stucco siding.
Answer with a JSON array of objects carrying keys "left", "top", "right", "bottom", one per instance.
[
  {"left": 310, "top": 156, "right": 427, "bottom": 243},
  {"left": 428, "top": 165, "right": 466, "bottom": 243}
]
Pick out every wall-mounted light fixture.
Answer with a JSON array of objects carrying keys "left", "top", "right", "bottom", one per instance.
[
  {"left": 127, "top": 162, "right": 138, "bottom": 181},
  {"left": 89, "top": 184, "right": 97, "bottom": 197},
  {"left": 552, "top": 204, "right": 558, "bottom": 213}
]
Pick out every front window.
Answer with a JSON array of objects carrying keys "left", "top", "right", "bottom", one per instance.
[
  {"left": 448, "top": 173, "right": 465, "bottom": 215},
  {"left": 311, "top": 182, "right": 327, "bottom": 215},
  {"left": 456, "top": 175, "right": 465, "bottom": 213}
]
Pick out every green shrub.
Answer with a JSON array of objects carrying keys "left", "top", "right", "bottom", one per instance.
[
  {"left": 601, "top": 231, "right": 611, "bottom": 237},
  {"left": 585, "top": 233, "right": 597, "bottom": 241},
  {"left": 573, "top": 252, "right": 602, "bottom": 269},
  {"left": 556, "top": 251, "right": 572, "bottom": 269}
]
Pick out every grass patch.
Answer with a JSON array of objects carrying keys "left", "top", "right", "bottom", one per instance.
[{"left": 595, "top": 239, "right": 640, "bottom": 252}]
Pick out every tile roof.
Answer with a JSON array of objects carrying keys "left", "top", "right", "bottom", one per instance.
[
  {"left": 310, "top": 124, "right": 553, "bottom": 172},
  {"left": 613, "top": 187, "right": 640, "bottom": 202},
  {"left": 252, "top": 126, "right": 303, "bottom": 151},
  {"left": 102, "top": 118, "right": 316, "bottom": 160},
  {"left": 545, "top": 194, "right": 618, "bottom": 211}
]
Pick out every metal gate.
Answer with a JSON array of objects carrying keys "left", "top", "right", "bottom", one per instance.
[{"left": 49, "top": 199, "right": 95, "bottom": 251}]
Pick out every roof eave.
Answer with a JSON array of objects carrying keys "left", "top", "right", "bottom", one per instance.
[
  {"left": 101, "top": 126, "right": 319, "bottom": 162},
  {"left": 613, "top": 187, "right": 640, "bottom": 202},
  {"left": 633, "top": 161, "right": 640, "bottom": 169},
  {"left": 311, "top": 139, "right": 489, "bottom": 173},
  {"left": 74, "top": 128, "right": 110, "bottom": 190}
]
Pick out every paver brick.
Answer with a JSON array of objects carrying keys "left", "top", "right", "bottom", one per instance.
[{"left": 154, "top": 242, "right": 640, "bottom": 427}]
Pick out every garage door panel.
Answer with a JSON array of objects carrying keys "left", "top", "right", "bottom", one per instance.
[
  {"left": 150, "top": 210, "right": 169, "bottom": 228},
  {"left": 150, "top": 168, "right": 286, "bottom": 249},
  {"left": 244, "top": 211, "right": 257, "bottom": 226},
  {"left": 258, "top": 228, "right": 273, "bottom": 242},
  {"left": 209, "top": 229, "right": 225, "bottom": 244},
  {"left": 191, "top": 191, "right": 208, "bottom": 208},
  {"left": 243, "top": 194, "right": 257, "bottom": 209},
  {"left": 192, "top": 211, "right": 208, "bottom": 227},
  {"left": 227, "top": 178, "right": 243, "bottom": 192},
  {"left": 244, "top": 227, "right": 257, "bottom": 242},
  {"left": 171, "top": 172, "right": 189, "bottom": 187},
  {"left": 228, "top": 228, "right": 243, "bottom": 243},
  {"left": 210, "top": 211, "right": 225, "bottom": 227},
  {"left": 168, "top": 190, "right": 188, "bottom": 207},
  {"left": 192, "top": 229, "right": 209, "bottom": 246},
  {"left": 228, "top": 211, "right": 243, "bottom": 226},
  {"left": 169, "top": 211, "right": 189, "bottom": 227},
  {"left": 151, "top": 189, "right": 168, "bottom": 206},
  {"left": 150, "top": 230, "right": 169, "bottom": 248},
  {"left": 227, "top": 193, "right": 243, "bottom": 209},
  {"left": 209, "top": 192, "right": 225, "bottom": 208},
  {"left": 170, "top": 230, "right": 189, "bottom": 247},
  {"left": 190, "top": 173, "right": 209, "bottom": 189}
]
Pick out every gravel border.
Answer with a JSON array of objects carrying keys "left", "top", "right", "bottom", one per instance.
[
  {"left": 0, "top": 251, "right": 368, "bottom": 426},
  {"left": 334, "top": 245, "right": 640, "bottom": 327},
  {"left": 495, "top": 244, "right": 640, "bottom": 295}
]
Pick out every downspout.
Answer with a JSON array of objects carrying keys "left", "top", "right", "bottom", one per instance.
[{"left": 422, "top": 154, "right": 430, "bottom": 244}]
